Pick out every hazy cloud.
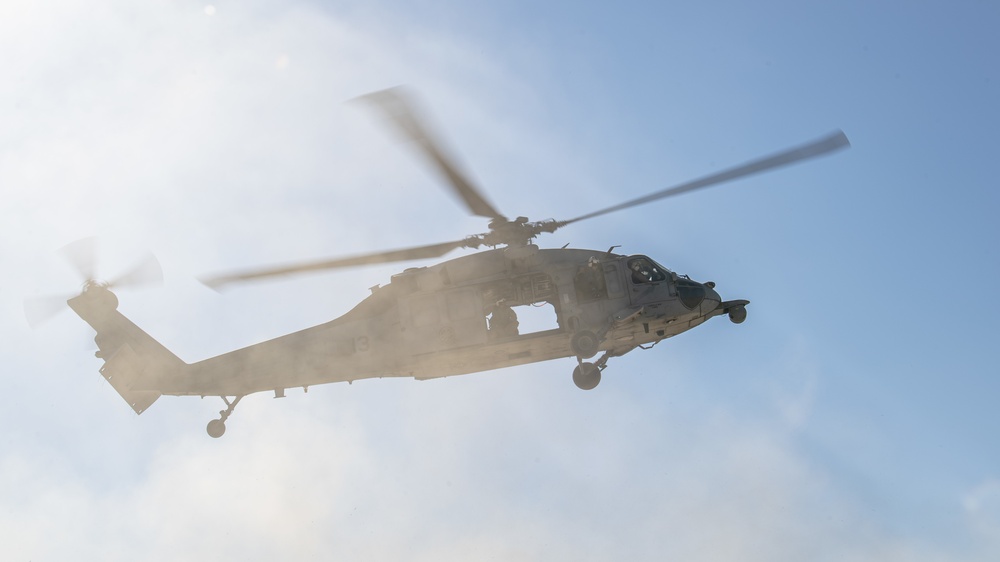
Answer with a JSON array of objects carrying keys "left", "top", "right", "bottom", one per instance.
[{"left": 2, "top": 1, "right": 996, "bottom": 561}]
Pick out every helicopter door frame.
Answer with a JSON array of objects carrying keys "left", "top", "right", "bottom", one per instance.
[{"left": 604, "top": 261, "right": 625, "bottom": 300}]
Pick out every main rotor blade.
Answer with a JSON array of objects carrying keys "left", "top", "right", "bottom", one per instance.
[
  {"left": 109, "top": 253, "right": 163, "bottom": 290},
  {"left": 356, "top": 87, "right": 505, "bottom": 221},
  {"left": 200, "top": 239, "right": 471, "bottom": 289},
  {"left": 563, "top": 130, "right": 850, "bottom": 226}
]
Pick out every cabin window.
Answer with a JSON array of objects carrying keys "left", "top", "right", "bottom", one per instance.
[
  {"left": 627, "top": 257, "right": 667, "bottom": 284},
  {"left": 511, "top": 302, "right": 560, "bottom": 335}
]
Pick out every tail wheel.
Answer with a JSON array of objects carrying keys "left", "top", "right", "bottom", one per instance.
[
  {"left": 573, "top": 362, "right": 601, "bottom": 390},
  {"left": 206, "top": 395, "right": 243, "bottom": 438},
  {"left": 206, "top": 419, "right": 226, "bottom": 438}
]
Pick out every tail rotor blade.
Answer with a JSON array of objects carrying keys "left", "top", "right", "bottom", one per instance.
[
  {"left": 58, "top": 237, "right": 98, "bottom": 281},
  {"left": 24, "top": 294, "right": 73, "bottom": 329}
]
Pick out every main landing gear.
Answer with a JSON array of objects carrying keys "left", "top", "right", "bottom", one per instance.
[
  {"left": 573, "top": 361, "right": 602, "bottom": 390},
  {"left": 206, "top": 395, "right": 244, "bottom": 438},
  {"left": 572, "top": 348, "right": 613, "bottom": 391},
  {"left": 568, "top": 323, "right": 618, "bottom": 390},
  {"left": 570, "top": 330, "right": 600, "bottom": 359},
  {"left": 569, "top": 328, "right": 612, "bottom": 390}
]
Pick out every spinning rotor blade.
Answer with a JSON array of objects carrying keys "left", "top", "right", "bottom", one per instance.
[
  {"left": 356, "top": 87, "right": 505, "bottom": 221},
  {"left": 24, "top": 294, "right": 76, "bottom": 329},
  {"left": 25, "top": 237, "right": 98, "bottom": 328},
  {"left": 562, "top": 130, "right": 851, "bottom": 226},
  {"left": 58, "top": 237, "right": 98, "bottom": 281},
  {"left": 27, "top": 239, "right": 164, "bottom": 328},
  {"left": 201, "top": 239, "right": 471, "bottom": 289}
]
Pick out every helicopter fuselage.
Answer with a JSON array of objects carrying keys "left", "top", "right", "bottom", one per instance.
[{"left": 71, "top": 247, "right": 747, "bottom": 408}]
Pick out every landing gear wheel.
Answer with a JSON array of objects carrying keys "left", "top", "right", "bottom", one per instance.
[
  {"left": 571, "top": 330, "right": 600, "bottom": 359},
  {"left": 728, "top": 305, "right": 747, "bottom": 324},
  {"left": 205, "top": 395, "right": 243, "bottom": 438},
  {"left": 206, "top": 419, "right": 226, "bottom": 438},
  {"left": 573, "top": 362, "right": 602, "bottom": 390}
]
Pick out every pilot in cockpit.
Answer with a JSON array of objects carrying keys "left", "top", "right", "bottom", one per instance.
[
  {"left": 630, "top": 260, "right": 652, "bottom": 283},
  {"left": 629, "top": 257, "right": 668, "bottom": 284}
]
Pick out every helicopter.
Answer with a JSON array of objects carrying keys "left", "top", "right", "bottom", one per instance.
[{"left": 31, "top": 88, "right": 850, "bottom": 438}]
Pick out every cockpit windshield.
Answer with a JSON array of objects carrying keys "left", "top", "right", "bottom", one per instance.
[{"left": 627, "top": 256, "right": 670, "bottom": 284}]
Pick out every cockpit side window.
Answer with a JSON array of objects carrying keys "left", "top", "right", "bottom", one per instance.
[{"left": 627, "top": 257, "right": 668, "bottom": 284}]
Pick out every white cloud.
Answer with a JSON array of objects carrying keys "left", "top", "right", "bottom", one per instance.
[
  {"left": 965, "top": 479, "right": 1000, "bottom": 549},
  {"left": 1, "top": 380, "right": 989, "bottom": 561}
]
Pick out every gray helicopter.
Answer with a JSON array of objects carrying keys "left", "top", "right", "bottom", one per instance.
[{"left": 31, "top": 88, "right": 850, "bottom": 437}]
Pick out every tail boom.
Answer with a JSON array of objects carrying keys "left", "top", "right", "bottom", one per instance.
[{"left": 68, "top": 285, "right": 184, "bottom": 414}]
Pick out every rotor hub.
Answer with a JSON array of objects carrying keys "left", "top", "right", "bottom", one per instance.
[{"left": 83, "top": 279, "right": 110, "bottom": 292}]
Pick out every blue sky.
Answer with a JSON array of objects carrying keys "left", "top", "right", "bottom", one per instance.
[{"left": 2, "top": 0, "right": 998, "bottom": 559}]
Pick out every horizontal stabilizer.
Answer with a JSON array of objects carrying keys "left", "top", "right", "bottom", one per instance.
[{"left": 99, "top": 343, "right": 161, "bottom": 414}]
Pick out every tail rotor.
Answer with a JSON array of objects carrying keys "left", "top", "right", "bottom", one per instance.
[{"left": 24, "top": 238, "right": 163, "bottom": 328}]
